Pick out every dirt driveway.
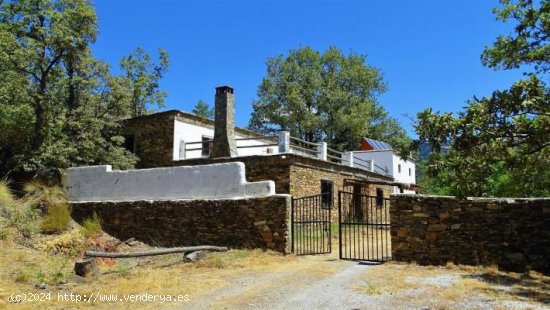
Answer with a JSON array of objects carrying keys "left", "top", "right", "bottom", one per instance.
[{"left": 184, "top": 251, "right": 548, "bottom": 310}]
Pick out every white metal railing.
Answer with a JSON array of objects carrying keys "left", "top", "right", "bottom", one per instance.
[
  {"left": 289, "top": 136, "right": 318, "bottom": 159},
  {"left": 178, "top": 131, "right": 391, "bottom": 177}
]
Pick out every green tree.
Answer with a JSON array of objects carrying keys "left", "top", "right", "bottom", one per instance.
[
  {"left": 416, "top": 0, "right": 549, "bottom": 198},
  {"left": 192, "top": 100, "right": 213, "bottom": 118},
  {"left": 416, "top": 76, "right": 549, "bottom": 197},
  {"left": 0, "top": 0, "right": 169, "bottom": 175},
  {"left": 482, "top": 0, "right": 549, "bottom": 74},
  {"left": 120, "top": 47, "right": 169, "bottom": 117},
  {"left": 249, "top": 46, "right": 409, "bottom": 151}
]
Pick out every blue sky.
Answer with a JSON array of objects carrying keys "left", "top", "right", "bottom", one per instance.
[{"left": 92, "top": 0, "right": 527, "bottom": 136}]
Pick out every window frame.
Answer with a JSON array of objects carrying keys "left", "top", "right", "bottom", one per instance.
[{"left": 320, "top": 179, "right": 334, "bottom": 209}]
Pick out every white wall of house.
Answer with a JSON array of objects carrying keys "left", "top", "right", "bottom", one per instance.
[
  {"left": 65, "top": 162, "right": 275, "bottom": 202},
  {"left": 352, "top": 150, "right": 394, "bottom": 175},
  {"left": 392, "top": 153, "right": 416, "bottom": 184},
  {"left": 173, "top": 119, "right": 214, "bottom": 160},
  {"left": 350, "top": 150, "right": 416, "bottom": 184},
  {"left": 172, "top": 119, "right": 277, "bottom": 160}
]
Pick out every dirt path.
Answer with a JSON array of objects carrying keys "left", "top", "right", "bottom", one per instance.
[{"left": 186, "top": 253, "right": 380, "bottom": 310}]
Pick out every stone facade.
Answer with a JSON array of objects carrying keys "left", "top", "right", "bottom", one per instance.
[
  {"left": 390, "top": 194, "right": 550, "bottom": 273},
  {"left": 123, "top": 110, "right": 265, "bottom": 169},
  {"left": 122, "top": 112, "right": 175, "bottom": 169},
  {"left": 71, "top": 195, "right": 292, "bottom": 254},
  {"left": 171, "top": 154, "right": 395, "bottom": 216}
]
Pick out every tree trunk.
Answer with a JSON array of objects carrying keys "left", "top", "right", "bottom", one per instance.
[{"left": 84, "top": 246, "right": 228, "bottom": 258}]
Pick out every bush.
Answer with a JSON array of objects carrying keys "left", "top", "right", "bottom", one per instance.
[
  {"left": 23, "top": 180, "right": 67, "bottom": 211},
  {"left": 80, "top": 213, "right": 102, "bottom": 238},
  {"left": 41, "top": 203, "right": 71, "bottom": 234},
  {"left": 7, "top": 205, "right": 40, "bottom": 236},
  {"left": 0, "top": 180, "right": 15, "bottom": 217}
]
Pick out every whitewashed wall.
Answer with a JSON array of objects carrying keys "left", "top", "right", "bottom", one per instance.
[
  {"left": 172, "top": 119, "right": 277, "bottom": 160},
  {"left": 392, "top": 153, "right": 416, "bottom": 184},
  {"left": 349, "top": 150, "right": 416, "bottom": 184},
  {"left": 65, "top": 162, "right": 275, "bottom": 202}
]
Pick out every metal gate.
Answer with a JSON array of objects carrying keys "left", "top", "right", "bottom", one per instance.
[
  {"left": 291, "top": 194, "right": 332, "bottom": 255},
  {"left": 338, "top": 191, "right": 391, "bottom": 262}
]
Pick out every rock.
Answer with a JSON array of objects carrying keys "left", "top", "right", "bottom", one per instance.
[
  {"left": 427, "top": 224, "right": 447, "bottom": 232},
  {"left": 426, "top": 232, "right": 437, "bottom": 241},
  {"left": 185, "top": 250, "right": 207, "bottom": 262},
  {"left": 35, "top": 283, "right": 47, "bottom": 289},
  {"left": 504, "top": 252, "right": 525, "bottom": 262},
  {"left": 397, "top": 228, "right": 408, "bottom": 238}
]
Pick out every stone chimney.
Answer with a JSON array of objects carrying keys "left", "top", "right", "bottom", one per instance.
[{"left": 211, "top": 85, "right": 238, "bottom": 158}]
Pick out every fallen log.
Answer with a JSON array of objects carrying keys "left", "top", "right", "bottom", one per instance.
[{"left": 84, "top": 245, "right": 228, "bottom": 258}]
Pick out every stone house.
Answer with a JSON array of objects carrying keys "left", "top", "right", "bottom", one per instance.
[{"left": 122, "top": 86, "right": 418, "bottom": 209}]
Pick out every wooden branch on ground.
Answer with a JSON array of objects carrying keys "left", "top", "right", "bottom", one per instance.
[{"left": 84, "top": 246, "right": 228, "bottom": 258}]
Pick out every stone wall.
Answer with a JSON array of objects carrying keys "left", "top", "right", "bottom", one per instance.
[
  {"left": 123, "top": 112, "right": 175, "bottom": 168},
  {"left": 391, "top": 194, "right": 550, "bottom": 273},
  {"left": 71, "top": 195, "right": 292, "bottom": 253}
]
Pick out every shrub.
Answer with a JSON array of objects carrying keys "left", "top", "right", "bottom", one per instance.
[
  {"left": 23, "top": 180, "right": 67, "bottom": 211},
  {"left": 0, "top": 179, "right": 14, "bottom": 208},
  {"left": 7, "top": 205, "right": 40, "bottom": 236},
  {"left": 39, "top": 230, "right": 85, "bottom": 254},
  {"left": 0, "top": 180, "right": 15, "bottom": 219},
  {"left": 41, "top": 203, "right": 71, "bottom": 234},
  {"left": 80, "top": 213, "right": 102, "bottom": 238}
]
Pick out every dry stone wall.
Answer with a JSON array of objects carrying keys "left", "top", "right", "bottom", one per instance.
[
  {"left": 71, "top": 195, "right": 292, "bottom": 253},
  {"left": 391, "top": 194, "right": 550, "bottom": 273}
]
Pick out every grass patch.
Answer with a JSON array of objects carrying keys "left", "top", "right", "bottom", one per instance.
[
  {"left": 365, "top": 283, "right": 381, "bottom": 296},
  {"left": 0, "top": 179, "right": 14, "bottom": 208},
  {"left": 23, "top": 180, "right": 67, "bottom": 211},
  {"left": 116, "top": 262, "right": 132, "bottom": 277},
  {"left": 6, "top": 204, "right": 41, "bottom": 235},
  {"left": 41, "top": 203, "right": 71, "bottom": 234},
  {"left": 80, "top": 212, "right": 102, "bottom": 238}
]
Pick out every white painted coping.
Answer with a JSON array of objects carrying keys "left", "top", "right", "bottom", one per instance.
[{"left": 64, "top": 162, "right": 275, "bottom": 202}]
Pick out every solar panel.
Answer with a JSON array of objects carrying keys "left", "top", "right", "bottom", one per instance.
[{"left": 365, "top": 138, "right": 392, "bottom": 151}]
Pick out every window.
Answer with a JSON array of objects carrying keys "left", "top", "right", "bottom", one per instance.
[
  {"left": 123, "top": 134, "right": 135, "bottom": 153},
  {"left": 321, "top": 180, "right": 334, "bottom": 209},
  {"left": 398, "top": 164, "right": 401, "bottom": 173},
  {"left": 202, "top": 136, "right": 212, "bottom": 157},
  {"left": 409, "top": 168, "right": 412, "bottom": 176},
  {"left": 376, "top": 188, "right": 384, "bottom": 207},
  {"left": 179, "top": 139, "right": 186, "bottom": 159}
]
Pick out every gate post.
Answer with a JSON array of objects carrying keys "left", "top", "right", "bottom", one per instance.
[
  {"left": 291, "top": 197, "right": 294, "bottom": 254},
  {"left": 338, "top": 190, "right": 342, "bottom": 260}
]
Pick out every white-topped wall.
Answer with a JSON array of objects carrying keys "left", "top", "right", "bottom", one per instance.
[{"left": 65, "top": 162, "right": 275, "bottom": 202}]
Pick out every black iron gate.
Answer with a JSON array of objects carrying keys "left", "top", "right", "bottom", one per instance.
[
  {"left": 291, "top": 194, "right": 332, "bottom": 255},
  {"left": 338, "top": 191, "right": 391, "bottom": 262}
]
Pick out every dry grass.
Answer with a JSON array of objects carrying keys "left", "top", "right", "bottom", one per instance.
[
  {"left": 0, "top": 179, "right": 15, "bottom": 208},
  {"left": 340, "top": 227, "right": 391, "bottom": 260},
  {"left": 357, "top": 262, "right": 550, "bottom": 308},
  {"left": 80, "top": 212, "right": 102, "bottom": 238},
  {"left": 23, "top": 180, "right": 67, "bottom": 211},
  {"left": 40, "top": 203, "right": 71, "bottom": 234}
]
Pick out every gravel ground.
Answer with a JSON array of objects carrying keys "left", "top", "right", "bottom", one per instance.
[{"left": 182, "top": 252, "right": 549, "bottom": 310}]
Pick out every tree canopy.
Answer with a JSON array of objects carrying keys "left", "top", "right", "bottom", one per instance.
[
  {"left": 482, "top": 0, "right": 549, "bottom": 74},
  {"left": 0, "top": 0, "right": 168, "bottom": 175},
  {"left": 248, "top": 46, "right": 410, "bottom": 151},
  {"left": 192, "top": 100, "right": 213, "bottom": 119},
  {"left": 416, "top": 0, "right": 549, "bottom": 197}
]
